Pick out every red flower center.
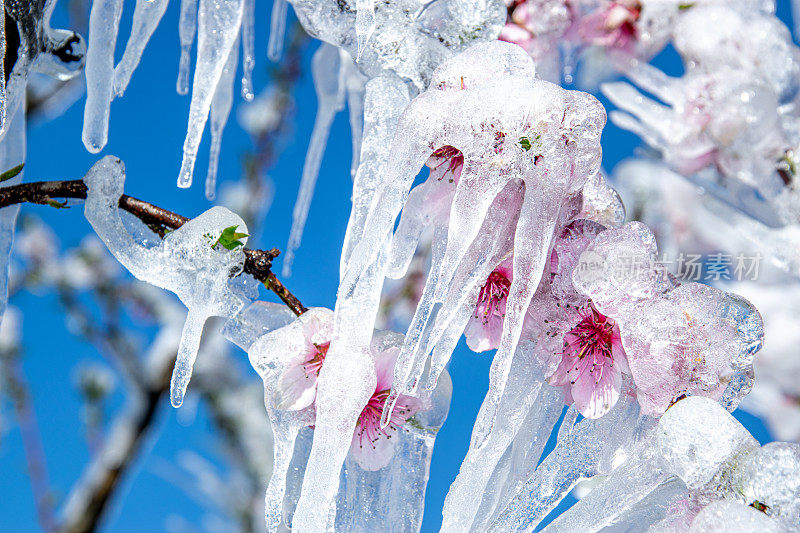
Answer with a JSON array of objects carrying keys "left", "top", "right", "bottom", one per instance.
[
  {"left": 475, "top": 269, "right": 512, "bottom": 324},
  {"left": 302, "top": 342, "right": 329, "bottom": 377},
  {"left": 564, "top": 306, "right": 617, "bottom": 359},
  {"left": 429, "top": 146, "right": 464, "bottom": 183},
  {"left": 354, "top": 389, "right": 414, "bottom": 450}
]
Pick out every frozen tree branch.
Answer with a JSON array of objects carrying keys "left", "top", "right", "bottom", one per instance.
[
  {"left": 58, "top": 332, "right": 175, "bottom": 533},
  {"left": 0, "top": 179, "right": 307, "bottom": 315}
]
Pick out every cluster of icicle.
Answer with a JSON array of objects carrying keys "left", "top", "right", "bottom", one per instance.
[
  {"left": 0, "top": 0, "right": 85, "bottom": 326},
  {"left": 66, "top": 1, "right": 800, "bottom": 532},
  {"left": 81, "top": 0, "right": 257, "bottom": 200}
]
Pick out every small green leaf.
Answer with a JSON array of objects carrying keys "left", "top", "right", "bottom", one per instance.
[
  {"left": 678, "top": 2, "right": 695, "bottom": 9},
  {"left": 783, "top": 154, "right": 797, "bottom": 177},
  {"left": 0, "top": 163, "right": 24, "bottom": 183},
  {"left": 519, "top": 137, "right": 532, "bottom": 151},
  {"left": 213, "top": 224, "right": 249, "bottom": 250},
  {"left": 46, "top": 199, "right": 69, "bottom": 209}
]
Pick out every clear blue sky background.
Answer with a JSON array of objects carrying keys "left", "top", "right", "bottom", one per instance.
[{"left": 1, "top": 1, "right": 790, "bottom": 531}]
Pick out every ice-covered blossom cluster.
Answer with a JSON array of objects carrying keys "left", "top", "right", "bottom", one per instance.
[{"left": 5, "top": 0, "right": 800, "bottom": 530}]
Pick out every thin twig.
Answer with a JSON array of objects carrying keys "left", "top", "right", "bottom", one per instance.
[{"left": 0, "top": 179, "right": 308, "bottom": 315}]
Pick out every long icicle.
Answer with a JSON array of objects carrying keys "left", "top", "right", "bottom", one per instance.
[
  {"left": 267, "top": 0, "right": 288, "bottom": 62},
  {"left": 113, "top": 0, "right": 170, "bottom": 98},
  {"left": 82, "top": 0, "right": 124, "bottom": 153},
  {"left": 177, "top": 0, "right": 244, "bottom": 188},
  {"left": 206, "top": 32, "right": 240, "bottom": 201},
  {"left": 282, "top": 43, "right": 344, "bottom": 276},
  {"left": 176, "top": 0, "right": 198, "bottom": 95}
]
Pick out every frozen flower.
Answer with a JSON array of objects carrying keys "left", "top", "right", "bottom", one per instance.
[
  {"left": 575, "top": 0, "right": 641, "bottom": 53},
  {"left": 464, "top": 257, "right": 512, "bottom": 352},
  {"left": 351, "top": 346, "right": 422, "bottom": 471},
  {"left": 275, "top": 308, "right": 334, "bottom": 411},
  {"left": 548, "top": 303, "right": 629, "bottom": 418},
  {"left": 500, "top": 0, "right": 572, "bottom": 81},
  {"left": 572, "top": 222, "right": 763, "bottom": 415}
]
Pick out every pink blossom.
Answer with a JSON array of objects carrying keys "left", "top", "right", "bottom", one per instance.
[
  {"left": 351, "top": 347, "right": 423, "bottom": 471},
  {"left": 574, "top": 0, "right": 641, "bottom": 53},
  {"left": 571, "top": 222, "right": 763, "bottom": 416},
  {"left": 547, "top": 303, "right": 629, "bottom": 419},
  {"left": 465, "top": 257, "right": 513, "bottom": 352},
  {"left": 275, "top": 311, "right": 333, "bottom": 411}
]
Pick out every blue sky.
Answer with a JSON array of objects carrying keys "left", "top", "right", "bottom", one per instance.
[{"left": 1, "top": 1, "right": 790, "bottom": 531}]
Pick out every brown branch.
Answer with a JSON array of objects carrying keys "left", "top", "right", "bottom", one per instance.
[
  {"left": 0, "top": 179, "right": 308, "bottom": 315},
  {"left": 59, "top": 348, "right": 173, "bottom": 533}
]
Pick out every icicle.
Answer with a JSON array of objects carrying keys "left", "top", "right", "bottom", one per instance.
[
  {"left": 84, "top": 156, "right": 253, "bottom": 407},
  {"left": 343, "top": 52, "right": 367, "bottom": 180},
  {"left": 240, "top": 0, "right": 255, "bottom": 101},
  {"left": 282, "top": 43, "right": 345, "bottom": 276},
  {"left": 206, "top": 32, "right": 240, "bottom": 201},
  {"left": 267, "top": 0, "right": 288, "bottom": 62},
  {"left": 355, "top": 0, "right": 376, "bottom": 62},
  {"left": 340, "top": 75, "right": 409, "bottom": 275},
  {"left": 794, "top": 0, "right": 800, "bottom": 43},
  {"left": 82, "top": 0, "right": 124, "bottom": 153},
  {"left": 177, "top": 0, "right": 244, "bottom": 189},
  {"left": 113, "top": 0, "right": 170, "bottom": 98},
  {"left": 0, "top": 0, "right": 6, "bottom": 134},
  {"left": 0, "top": 106, "right": 25, "bottom": 324},
  {"left": 2, "top": 1, "right": 84, "bottom": 141},
  {"left": 176, "top": 0, "right": 198, "bottom": 95},
  {"left": 440, "top": 351, "right": 560, "bottom": 532}
]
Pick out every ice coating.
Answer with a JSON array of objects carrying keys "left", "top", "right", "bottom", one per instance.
[
  {"left": 572, "top": 222, "right": 764, "bottom": 415},
  {"left": 82, "top": 0, "right": 124, "bottom": 153},
  {"left": 0, "top": 107, "right": 25, "bottom": 324},
  {"left": 283, "top": 43, "right": 345, "bottom": 276},
  {"left": 245, "top": 318, "right": 450, "bottom": 532},
  {"left": 4, "top": 0, "right": 85, "bottom": 140},
  {"left": 531, "top": 397, "right": 759, "bottom": 533},
  {"left": 281, "top": 0, "right": 504, "bottom": 268},
  {"left": 340, "top": 74, "right": 409, "bottom": 275},
  {"left": 83, "top": 155, "right": 253, "bottom": 407},
  {"left": 360, "top": 41, "right": 605, "bottom": 442},
  {"left": 267, "top": 0, "right": 288, "bottom": 61},
  {"left": 489, "top": 385, "right": 656, "bottom": 532},
  {"left": 343, "top": 53, "right": 367, "bottom": 180},
  {"left": 440, "top": 353, "right": 563, "bottom": 532},
  {"left": 689, "top": 501, "right": 788, "bottom": 533},
  {"left": 177, "top": 0, "right": 198, "bottom": 95},
  {"left": 287, "top": 0, "right": 504, "bottom": 92},
  {"left": 673, "top": 4, "right": 799, "bottom": 100},
  {"left": 206, "top": 33, "right": 240, "bottom": 201},
  {"left": 283, "top": 75, "right": 409, "bottom": 529},
  {"left": 245, "top": 308, "right": 331, "bottom": 532},
  {"left": 601, "top": 3, "right": 800, "bottom": 225},
  {"left": 658, "top": 397, "right": 758, "bottom": 489},
  {"left": 113, "top": 0, "right": 170, "bottom": 97},
  {"left": 355, "top": 0, "right": 376, "bottom": 61},
  {"left": 178, "top": 0, "right": 245, "bottom": 188}
]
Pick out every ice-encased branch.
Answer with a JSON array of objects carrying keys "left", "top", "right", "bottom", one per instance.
[{"left": 0, "top": 178, "right": 307, "bottom": 315}]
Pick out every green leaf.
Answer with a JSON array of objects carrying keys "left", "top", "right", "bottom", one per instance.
[
  {"left": 750, "top": 500, "right": 769, "bottom": 513},
  {"left": 213, "top": 224, "right": 249, "bottom": 250},
  {"left": 519, "top": 137, "right": 532, "bottom": 151},
  {"left": 0, "top": 163, "right": 24, "bottom": 183},
  {"left": 678, "top": 2, "right": 695, "bottom": 9},
  {"left": 46, "top": 199, "right": 69, "bottom": 209}
]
